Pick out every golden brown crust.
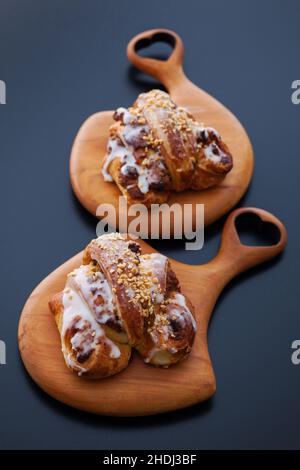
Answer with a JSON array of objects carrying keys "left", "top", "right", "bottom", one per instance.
[
  {"left": 83, "top": 235, "right": 145, "bottom": 346},
  {"left": 49, "top": 233, "right": 197, "bottom": 378},
  {"left": 135, "top": 254, "right": 196, "bottom": 366},
  {"left": 101, "top": 90, "right": 233, "bottom": 204}
]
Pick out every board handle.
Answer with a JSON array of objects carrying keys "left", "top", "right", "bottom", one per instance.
[
  {"left": 127, "top": 28, "right": 189, "bottom": 92},
  {"left": 207, "top": 207, "right": 287, "bottom": 283}
]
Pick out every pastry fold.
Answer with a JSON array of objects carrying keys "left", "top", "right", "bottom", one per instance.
[
  {"left": 49, "top": 233, "right": 197, "bottom": 378},
  {"left": 101, "top": 90, "right": 233, "bottom": 205}
]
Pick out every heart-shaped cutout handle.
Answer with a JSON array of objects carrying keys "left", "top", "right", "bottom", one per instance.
[
  {"left": 234, "top": 212, "right": 281, "bottom": 246},
  {"left": 127, "top": 29, "right": 185, "bottom": 88},
  {"left": 214, "top": 207, "right": 287, "bottom": 278}
]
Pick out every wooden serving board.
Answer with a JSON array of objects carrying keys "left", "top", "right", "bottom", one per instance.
[
  {"left": 18, "top": 208, "right": 287, "bottom": 416},
  {"left": 70, "top": 29, "right": 254, "bottom": 233}
]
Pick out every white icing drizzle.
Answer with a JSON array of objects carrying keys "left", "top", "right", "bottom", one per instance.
[
  {"left": 102, "top": 139, "right": 128, "bottom": 182},
  {"left": 64, "top": 352, "right": 87, "bottom": 376},
  {"left": 61, "top": 280, "right": 121, "bottom": 373},
  {"left": 122, "top": 123, "right": 148, "bottom": 146},
  {"left": 137, "top": 169, "right": 150, "bottom": 194},
  {"left": 193, "top": 125, "right": 220, "bottom": 142},
  {"left": 96, "top": 232, "right": 125, "bottom": 242},
  {"left": 204, "top": 126, "right": 220, "bottom": 139},
  {"left": 168, "top": 347, "right": 178, "bottom": 354},
  {"left": 70, "top": 319, "right": 95, "bottom": 360},
  {"left": 144, "top": 346, "right": 160, "bottom": 363},
  {"left": 171, "top": 293, "right": 197, "bottom": 333},
  {"left": 141, "top": 253, "right": 167, "bottom": 303},
  {"left": 150, "top": 253, "right": 167, "bottom": 270},
  {"left": 108, "top": 342, "right": 121, "bottom": 359},
  {"left": 204, "top": 142, "right": 226, "bottom": 163},
  {"left": 116, "top": 107, "right": 132, "bottom": 125},
  {"left": 125, "top": 287, "right": 135, "bottom": 299},
  {"left": 102, "top": 104, "right": 157, "bottom": 194},
  {"left": 155, "top": 292, "right": 164, "bottom": 304},
  {"left": 68, "top": 265, "right": 117, "bottom": 326},
  {"left": 120, "top": 153, "right": 139, "bottom": 175},
  {"left": 102, "top": 137, "right": 152, "bottom": 194},
  {"left": 120, "top": 152, "right": 151, "bottom": 194},
  {"left": 193, "top": 124, "right": 224, "bottom": 163}
]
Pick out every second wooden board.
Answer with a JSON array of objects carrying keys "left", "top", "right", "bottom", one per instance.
[{"left": 70, "top": 29, "right": 254, "bottom": 234}]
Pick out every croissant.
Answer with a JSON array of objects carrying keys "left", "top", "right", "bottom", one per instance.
[
  {"left": 49, "top": 233, "right": 197, "bottom": 378},
  {"left": 101, "top": 89, "right": 233, "bottom": 206}
]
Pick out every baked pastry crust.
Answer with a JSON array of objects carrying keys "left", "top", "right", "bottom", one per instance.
[
  {"left": 101, "top": 90, "right": 233, "bottom": 205},
  {"left": 136, "top": 253, "right": 196, "bottom": 366},
  {"left": 49, "top": 233, "right": 197, "bottom": 378},
  {"left": 49, "top": 264, "right": 131, "bottom": 379}
]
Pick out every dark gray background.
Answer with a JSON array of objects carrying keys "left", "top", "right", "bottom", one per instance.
[{"left": 0, "top": 0, "right": 299, "bottom": 450}]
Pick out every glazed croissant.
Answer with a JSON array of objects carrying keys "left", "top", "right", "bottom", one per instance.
[
  {"left": 101, "top": 89, "right": 233, "bottom": 206},
  {"left": 49, "top": 233, "right": 196, "bottom": 379}
]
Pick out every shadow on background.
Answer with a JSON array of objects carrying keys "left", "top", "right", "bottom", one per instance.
[
  {"left": 17, "top": 358, "right": 214, "bottom": 430},
  {"left": 126, "top": 36, "right": 174, "bottom": 93},
  {"left": 127, "top": 65, "right": 165, "bottom": 94},
  {"left": 70, "top": 187, "right": 96, "bottom": 232}
]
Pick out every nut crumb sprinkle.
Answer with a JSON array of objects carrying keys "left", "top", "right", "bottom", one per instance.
[{"left": 90, "top": 233, "right": 174, "bottom": 331}]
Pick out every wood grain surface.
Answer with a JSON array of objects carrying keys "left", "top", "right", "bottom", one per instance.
[
  {"left": 70, "top": 29, "right": 254, "bottom": 233},
  {"left": 18, "top": 208, "right": 287, "bottom": 416}
]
